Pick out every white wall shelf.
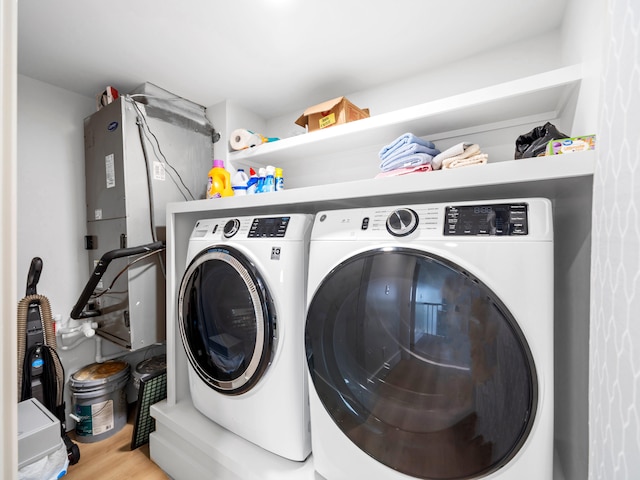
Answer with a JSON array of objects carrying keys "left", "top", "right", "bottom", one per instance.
[
  {"left": 228, "top": 64, "right": 583, "bottom": 180},
  {"left": 173, "top": 150, "right": 594, "bottom": 218}
]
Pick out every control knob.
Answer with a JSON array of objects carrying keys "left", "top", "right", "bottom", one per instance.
[
  {"left": 386, "top": 208, "right": 419, "bottom": 237},
  {"left": 223, "top": 219, "right": 241, "bottom": 238}
]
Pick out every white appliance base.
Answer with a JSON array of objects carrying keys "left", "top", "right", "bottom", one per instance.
[{"left": 150, "top": 399, "right": 315, "bottom": 480}]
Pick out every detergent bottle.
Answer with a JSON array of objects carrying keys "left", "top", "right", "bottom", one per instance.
[
  {"left": 246, "top": 168, "right": 259, "bottom": 195},
  {"left": 231, "top": 168, "right": 249, "bottom": 196},
  {"left": 206, "top": 159, "right": 234, "bottom": 198},
  {"left": 256, "top": 167, "right": 266, "bottom": 194},
  {"left": 263, "top": 165, "right": 276, "bottom": 193}
]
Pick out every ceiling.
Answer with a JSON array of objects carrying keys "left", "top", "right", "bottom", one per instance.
[{"left": 18, "top": 0, "right": 566, "bottom": 119}]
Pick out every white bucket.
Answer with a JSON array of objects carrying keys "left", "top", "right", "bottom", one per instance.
[{"left": 69, "top": 360, "right": 130, "bottom": 443}]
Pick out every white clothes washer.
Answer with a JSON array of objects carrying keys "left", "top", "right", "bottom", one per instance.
[
  {"left": 178, "top": 214, "right": 313, "bottom": 462},
  {"left": 305, "top": 199, "right": 554, "bottom": 479}
]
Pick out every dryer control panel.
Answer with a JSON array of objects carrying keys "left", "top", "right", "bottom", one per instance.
[
  {"left": 311, "top": 199, "right": 550, "bottom": 242},
  {"left": 444, "top": 203, "right": 528, "bottom": 236}
]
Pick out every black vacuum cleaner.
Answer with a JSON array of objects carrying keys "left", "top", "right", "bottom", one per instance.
[{"left": 17, "top": 257, "right": 80, "bottom": 465}]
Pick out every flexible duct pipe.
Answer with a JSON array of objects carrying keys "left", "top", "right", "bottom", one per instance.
[
  {"left": 17, "top": 294, "right": 64, "bottom": 405},
  {"left": 16, "top": 297, "right": 28, "bottom": 400}
]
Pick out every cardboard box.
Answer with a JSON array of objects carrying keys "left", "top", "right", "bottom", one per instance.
[{"left": 295, "top": 96, "right": 369, "bottom": 132}]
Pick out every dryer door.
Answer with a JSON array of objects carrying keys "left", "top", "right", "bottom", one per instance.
[
  {"left": 305, "top": 247, "right": 537, "bottom": 480},
  {"left": 178, "top": 246, "right": 275, "bottom": 395}
]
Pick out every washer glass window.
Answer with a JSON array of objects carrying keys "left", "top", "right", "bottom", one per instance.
[
  {"left": 179, "top": 247, "right": 275, "bottom": 395},
  {"left": 305, "top": 248, "right": 537, "bottom": 480}
]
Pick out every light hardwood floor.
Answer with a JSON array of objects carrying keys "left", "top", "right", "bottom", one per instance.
[{"left": 64, "top": 408, "right": 168, "bottom": 480}]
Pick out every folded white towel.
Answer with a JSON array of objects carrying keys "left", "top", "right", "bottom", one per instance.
[
  {"left": 442, "top": 153, "right": 488, "bottom": 169},
  {"left": 432, "top": 143, "right": 479, "bottom": 170}
]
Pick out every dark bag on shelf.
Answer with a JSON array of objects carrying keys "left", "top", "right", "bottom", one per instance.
[{"left": 514, "top": 122, "right": 568, "bottom": 159}]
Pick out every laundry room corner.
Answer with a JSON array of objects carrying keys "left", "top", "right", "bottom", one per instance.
[{"left": 16, "top": 75, "right": 99, "bottom": 398}]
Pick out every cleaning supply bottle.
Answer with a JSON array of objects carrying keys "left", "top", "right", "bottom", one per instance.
[
  {"left": 275, "top": 167, "right": 284, "bottom": 191},
  {"left": 256, "top": 167, "right": 266, "bottom": 194},
  {"left": 231, "top": 168, "right": 249, "bottom": 196},
  {"left": 246, "top": 168, "right": 258, "bottom": 195},
  {"left": 206, "top": 159, "right": 234, "bottom": 198},
  {"left": 263, "top": 165, "right": 276, "bottom": 193}
]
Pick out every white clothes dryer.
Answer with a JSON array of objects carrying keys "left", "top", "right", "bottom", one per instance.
[
  {"left": 305, "top": 199, "right": 554, "bottom": 480},
  {"left": 178, "top": 214, "right": 313, "bottom": 462}
]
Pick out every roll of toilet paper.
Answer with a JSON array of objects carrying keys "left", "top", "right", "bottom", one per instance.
[{"left": 229, "top": 129, "right": 263, "bottom": 151}]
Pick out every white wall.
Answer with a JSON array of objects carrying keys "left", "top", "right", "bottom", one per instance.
[
  {"left": 590, "top": 0, "right": 640, "bottom": 478},
  {"left": 266, "top": 31, "right": 565, "bottom": 141},
  {"left": 560, "top": 0, "right": 604, "bottom": 137},
  {"left": 1, "top": 0, "right": 18, "bottom": 477},
  {"left": 16, "top": 75, "right": 108, "bottom": 421},
  {"left": 17, "top": 75, "right": 93, "bottom": 312},
  {"left": 553, "top": 0, "right": 606, "bottom": 478},
  {"left": 208, "top": 99, "right": 269, "bottom": 167}
]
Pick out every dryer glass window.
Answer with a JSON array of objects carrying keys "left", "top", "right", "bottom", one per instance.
[
  {"left": 305, "top": 248, "right": 537, "bottom": 480},
  {"left": 179, "top": 247, "right": 275, "bottom": 394}
]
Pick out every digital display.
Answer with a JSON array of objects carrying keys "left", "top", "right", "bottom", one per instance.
[
  {"left": 444, "top": 203, "right": 528, "bottom": 236},
  {"left": 248, "top": 217, "right": 291, "bottom": 238}
]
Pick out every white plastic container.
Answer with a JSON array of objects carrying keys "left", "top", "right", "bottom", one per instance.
[
  {"left": 263, "top": 165, "right": 276, "bottom": 193},
  {"left": 232, "top": 168, "right": 249, "bottom": 195},
  {"left": 256, "top": 167, "right": 267, "bottom": 193}
]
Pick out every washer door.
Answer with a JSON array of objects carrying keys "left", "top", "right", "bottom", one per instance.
[
  {"left": 179, "top": 246, "right": 276, "bottom": 395},
  {"left": 305, "top": 248, "right": 537, "bottom": 480}
]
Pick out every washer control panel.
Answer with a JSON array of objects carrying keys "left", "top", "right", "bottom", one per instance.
[
  {"left": 248, "top": 216, "right": 291, "bottom": 238},
  {"left": 444, "top": 203, "right": 528, "bottom": 236}
]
